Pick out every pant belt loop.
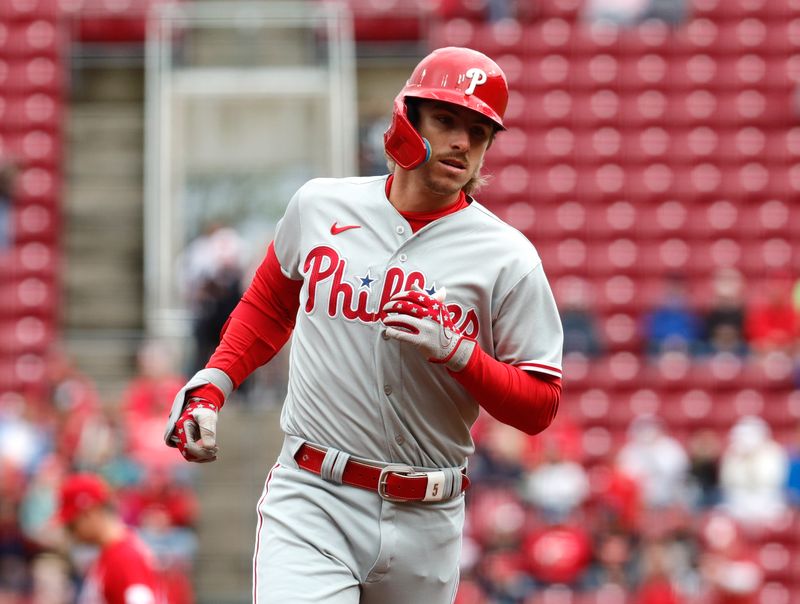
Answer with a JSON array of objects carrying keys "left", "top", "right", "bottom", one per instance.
[
  {"left": 442, "top": 467, "right": 463, "bottom": 500},
  {"left": 320, "top": 447, "right": 349, "bottom": 485}
]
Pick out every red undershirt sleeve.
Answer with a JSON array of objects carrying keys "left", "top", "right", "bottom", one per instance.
[
  {"left": 196, "top": 242, "right": 302, "bottom": 398},
  {"left": 449, "top": 345, "right": 561, "bottom": 435}
]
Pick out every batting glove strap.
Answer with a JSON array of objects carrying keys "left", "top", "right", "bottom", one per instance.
[{"left": 163, "top": 368, "right": 233, "bottom": 447}]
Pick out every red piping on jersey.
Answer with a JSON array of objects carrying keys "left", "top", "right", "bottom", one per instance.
[
  {"left": 253, "top": 463, "right": 279, "bottom": 604},
  {"left": 516, "top": 361, "right": 562, "bottom": 377},
  {"left": 385, "top": 174, "right": 468, "bottom": 233},
  {"left": 449, "top": 345, "right": 561, "bottom": 435}
]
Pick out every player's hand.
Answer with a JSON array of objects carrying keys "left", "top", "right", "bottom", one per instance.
[
  {"left": 165, "top": 374, "right": 230, "bottom": 463},
  {"left": 381, "top": 285, "right": 475, "bottom": 372},
  {"left": 173, "top": 397, "right": 220, "bottom": 463}
]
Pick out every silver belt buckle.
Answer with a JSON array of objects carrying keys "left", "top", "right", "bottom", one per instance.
[{"left": 377, "top": 464, "right": 423, "bottom": 502}]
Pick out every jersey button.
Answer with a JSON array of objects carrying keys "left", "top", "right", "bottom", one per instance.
[
  {"left": 395, "top": 435, "right": 405, "bottom": 445},
  {"left": 396, "top": 225, "right": 405, "bottom": 235},
  {"left": 382, "top": 331, "right": 390, "bottom": 340},
  {"left": 383, "top": 384, "right": 393, "bottom": 395},
  {"left": 399, "top": 254, "right": 407, "bottom": 262}
]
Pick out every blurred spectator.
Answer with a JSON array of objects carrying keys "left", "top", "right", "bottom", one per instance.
[
  {"left": 0, "top": 463, "right": 29, "bottom": 597},
  {"left": 17, "top": 455, "right": 66, "bottom": 551},
  {"left": 556, "top": 276, "right": 603, "bottom": 358},
  {"left": 0, "top": 159, "right": 17, "bottom": 253},
  {"left": 469, "top": 417, "right": 526, "bottom": 487},
  {"left": 57, "top": 473, "right": 164, "bottom": 604},
  {"left": 453, "top": 577, "right": 488, "bottom": 604},
  {"left": 702, "top": 268, "right": 748, "bottom": 357},
  {"left": 592, "top": 459, "right": 642, "bottom": 531},
  {"left": 787, "top": 421, "right": 800, "bottom": 506},
  {"left": 122, "top": 340, "right": 187, "bottom": 473},
  {"left": 687, "top": 429, "right": 722, "bottom": 509},
  {"left": 467, "top": 488, "right": 527, "bottom": 552},
  {"left": 42, "top": 346, "right": 107, "bottom": 469},
  {"left": 0, "top": 394, "right": 50, "bottom": 477},
  {"left": 29, "top": 552, "right": 73, "bottom": 604},
  {"left": 178, "top": 224, "right": 246, "bottom": 374},
  {"left": 522, "top": 434, "right": 590, "bottom": 522},
  {"left": 584, "top": 0, "right": 685, "bottom": 25},
  {"left": 476, "top": 549, "right": 532, "bottom": 603},
  {"left": 642, "top": 0, "right": 687, "bottom": 25},
  {"left": 485, "top": 0, "right": 516, "bottom": 22},
  {"left": 522, "top": 522, "right": 592, "bottom": 588},
  {"left": 617, "top": 415, "right": 690, "bottom": 509},
  {"left": 584, "top": 0, "right": 649, "bottom": 25},
  {"left": 745, "top": 273, "right": 798, "bottom": 355},
  {"left": 634, "top": 538, "right": 685, "bottom": 604},
  {"left": 124, "top": 470, "right": 198, "bottom": 530},
  {"left": 643, "top": 275, "right": 703, "bottom": 356},
  {"left": 719, "top": 416, "right": 789, "bottom": 527},
  {"left": 359, "top": 114, "right": 391, "bottom": 177},
  {"left": 587, "top": 529, "right": 638, "bottom": 589},
  {"left": 697, "top": 513, "right": 763, "bottom": 604},
  {"left": 138, "top": 504, "right": 197, "bottom": 604}
]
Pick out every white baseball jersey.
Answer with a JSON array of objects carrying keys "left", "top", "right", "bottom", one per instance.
[{"left": 272, "top": 174, "right": 563, "bottom": 469}]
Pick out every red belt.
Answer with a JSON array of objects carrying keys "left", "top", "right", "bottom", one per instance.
[{"left": 294, "top": 443, "right": 469, "bottom": 503}]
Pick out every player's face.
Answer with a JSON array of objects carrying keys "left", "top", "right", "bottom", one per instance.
[
  {"left": 67, "top": 508, "right": 100, "bottom": 543},
  {"left": 415, "top": 101, "right": 494, "bottom": 197}
]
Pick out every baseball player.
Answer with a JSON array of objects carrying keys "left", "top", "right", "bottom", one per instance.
[
  {"left": 164, "top": 46, "right": 563, "bottom": 603},
  {"left": 57, "top": 474, "right": 163, "bottom": 604}
]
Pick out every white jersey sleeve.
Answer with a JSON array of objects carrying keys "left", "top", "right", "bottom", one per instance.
[
  {"left": 272, "top": 186, "right": 304, "bottom": 279},
  {"left": 492, "top": 256, "right": 563, "bottom": 379}
]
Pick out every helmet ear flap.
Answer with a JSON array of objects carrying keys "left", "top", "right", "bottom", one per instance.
[{"left": 384, "top": 96, "right": 431, "bottom": 170}]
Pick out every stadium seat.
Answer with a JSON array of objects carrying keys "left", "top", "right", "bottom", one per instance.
[
  {"left": 525, "top": 18, "right": 573, "bottom": 56},
  {"left": 570, "top": 54, "right": 619, "bottom": 90},
  {"left": 0, "top": 129, "right": 61, "bottom": 167},
  {"left": 0, "top": 20, "right": 60, "bottom": 57},
  {"left": 617, "top": 20, "right": 672, "bottom": 57},
  {"left": 13, "top": 203, "right": 59, "bottom": 242},
  {"left": 523, "top": 91, "right": 573, "bottom": 126},
  {"left": 619, "top": 54, "right": 670, "bottom": 90},
  {"left": 3, "top": 93, "right": 63, "bottom": 132},
  {"left": 0, "top": 0, "right": 59, "bottom": 20},
  {"left": 573, "top": 127, "right": 622, "bottom": 164},
  {"left": 673, "top": 17, "right": 719, "bottom": 55}
]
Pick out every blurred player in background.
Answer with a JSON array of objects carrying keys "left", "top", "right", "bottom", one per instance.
[
  {"left": 165, "top": 46, "right": 563, "bottom": 603},
  {"left": 58, "top": 473, "right": 163, "bottom": 604}
]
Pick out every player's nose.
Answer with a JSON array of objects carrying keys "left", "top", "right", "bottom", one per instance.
[{"left": 449, "top": 125, "right": 470, "bottom": 151}]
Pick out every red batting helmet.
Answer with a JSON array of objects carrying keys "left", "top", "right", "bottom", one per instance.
[{"left": 384, "top": 47, "right": 509, "bottom": 170}]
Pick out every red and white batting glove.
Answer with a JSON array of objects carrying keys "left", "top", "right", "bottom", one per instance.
[
  {"left": 173, "top": 385, "right": 221, "bottom": 463},
  {"left": 381, "top": 285, "right": 475, "bottom": 372},
  {"left": 165, "top": 370, "right": 232, "bottom": 464}
]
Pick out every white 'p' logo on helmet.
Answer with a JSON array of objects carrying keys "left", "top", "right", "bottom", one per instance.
[{"left": 464, "top": 68, "right": 487, "bottom": 95}]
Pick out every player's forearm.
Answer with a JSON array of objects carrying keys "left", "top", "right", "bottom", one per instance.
[
  {"left": 449, "top": 345, "right": 561, "bottom": 435},
  {"left": 203, "top": 316, "right": 289, "bottom": 390}
]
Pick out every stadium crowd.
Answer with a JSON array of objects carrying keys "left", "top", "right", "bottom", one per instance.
[
  {"left": 0, "top": 341, "right": 199, "bottom": 603},
  {"left": 458, "top": 269, "right": 800, "bottom": 603}
]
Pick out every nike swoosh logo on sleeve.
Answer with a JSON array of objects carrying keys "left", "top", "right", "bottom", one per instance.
[{"left": 331, "top": 222, "right": 361, "bottom": 235}]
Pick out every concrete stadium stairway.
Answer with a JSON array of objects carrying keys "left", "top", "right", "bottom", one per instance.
[
  {"left": 192, "top": 402, "right": 284, "bottom": 604},
  {"left": 63, "top": 65, "right": 145, "bottom": 399}
]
